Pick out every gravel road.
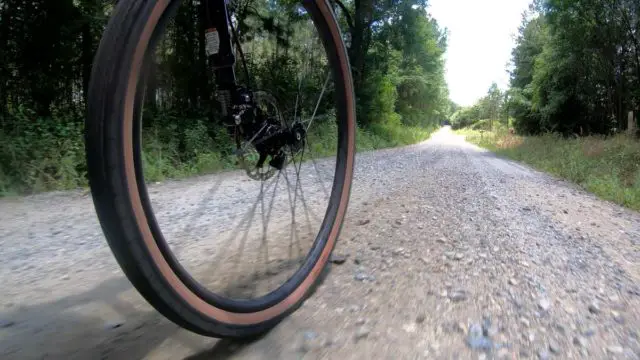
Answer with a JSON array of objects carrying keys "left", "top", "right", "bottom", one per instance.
[{"left": 1, "top": 127, "right": 639, "bottom": 359}]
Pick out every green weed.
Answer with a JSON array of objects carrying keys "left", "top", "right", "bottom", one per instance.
[{"left": 1, "top": 113, "right": 437, "bottom": 196}]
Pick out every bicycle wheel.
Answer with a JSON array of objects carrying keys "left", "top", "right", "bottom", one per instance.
[{"left": 86, "top": 0, "right": 355, "bottom": 338}]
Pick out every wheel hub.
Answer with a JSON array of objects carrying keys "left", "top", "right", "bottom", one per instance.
[{"left": 235, "top": 91, "right": 306, "bottom": 181}]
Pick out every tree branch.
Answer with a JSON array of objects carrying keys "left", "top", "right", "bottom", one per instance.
[{"left": 331, "top": 0, "right": 354, "bottom": 30}]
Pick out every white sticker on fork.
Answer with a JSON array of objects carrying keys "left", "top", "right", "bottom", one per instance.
[{"left": 205, "top": 28, "right": 220, "bottom": 56}]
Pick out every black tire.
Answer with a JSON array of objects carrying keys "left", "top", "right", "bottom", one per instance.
[{"left": 85, "top": 0, "right": 355, "bottom": 338}]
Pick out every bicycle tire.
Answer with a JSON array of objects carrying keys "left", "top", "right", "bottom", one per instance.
[{"left": 86, "top": 0, "right": 355, "bottom": 338}]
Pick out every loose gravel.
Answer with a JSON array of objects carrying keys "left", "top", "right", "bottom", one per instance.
[{"left": 0, "top": 127, "right": 638, "bottom": 359}]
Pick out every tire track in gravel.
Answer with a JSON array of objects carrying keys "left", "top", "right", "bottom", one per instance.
[{"left": 0, "top": 127, "right": 638, "bottom": 359}]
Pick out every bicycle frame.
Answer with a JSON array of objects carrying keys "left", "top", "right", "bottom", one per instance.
[
  {"left": 202, "top": 0, "right": 241, "bottom": 121},
  {"left": 199, "top": 0, "right": 304, "bottom": 164}
]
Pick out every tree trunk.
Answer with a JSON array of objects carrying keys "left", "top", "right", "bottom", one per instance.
[
  {"left": 628, "top": 111, "right": 636, "bottom": 135},
  {"left": 81, "top": 21, "right": 93, "bottom": 107}
]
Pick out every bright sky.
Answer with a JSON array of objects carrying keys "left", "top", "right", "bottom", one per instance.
[{"left": 428, "top": 0, "right": 532, "bottom": 106}]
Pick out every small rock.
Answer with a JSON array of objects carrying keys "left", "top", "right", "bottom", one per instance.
[
  {"left": 522, "top": 206, "right": 532, "bottom": 211},
  {"left": 549, "top": 340, "right": 561, "bottom": 354},
  {"left": 432, "top": 216, "right": 438, "bottom": 221},
  {"left": 453, "top": 253, "right": 464, "bottom": 260},
  {"left": 573, "top": 336, "right": 587, "bottom": 347},
  {"left": 370, "top": 245, "right": 380, "bottom": 250},
  {"left": 354, "top": 272, "right": 374, "bottom": 282},
  {"left": 354, "top": 256, "right": 362, "bottom": 265},
  {"left": 539, "top": 298, "right": 551, "bottom": 311},
  {"left": 0, "top": 319, "right": 15, "bottom": 328},
  {"left": 537, "top": 349, "right": 550, "bottom": 360},
  {"left": 61, "top": 274, "right": 70, "bottom": 281},
  {"left": 456, "top": 322, "right": 467, "bottom": 333},
  {"left": 395, "top": 219, "right": 403, "bottom": 226},
  {"left": 355, "top": 318, "right": 366, "bottom": 326},
  {"left": 482, "top": 318, "right": 497, "bottom": 337},
  {"left": 448, "top": 290, "right": 468, "bottom": 302},
  {"left": 392, "top": 248, "right": 405, "bottom": 256},
  {"left": 606, "top": 345, "right": 623, "bottom": 354},
  {"left": 403, "top": 323, "right": 417, "bottom": 333},
  {"left": 520, "top": 318, "right": 531, "bottom": 327},
  {"left": 496, "top": 347, "right": 510, "bottom": 358},
  {"left": 437, "top": 237, "right": 447, "bottom": 243},
  {"left": 508, "top": 278, "right": 518, "bottom": 286},
  {"left": 553, "top": 322, "right": 567, "bottom": 335},
  {"left": 329, "top": 253, "right": 347, "bottom": 264},
  {"left": 302, "top": 330, "right": 318, "bottom": 340},
  {"left": 300, "top": 330, "right": 322, "bottom": 352},
  {"left": 466, "top": 323, "right": 493, "bottom": 350},
  {"left": 611, "top": 310, "right": 624, "bottom": 324},
  {"left": 416, "top": 314, "right": 426, "bottom": 323},
  {"left": 582, "top": 327, "right": 596, "bottom": 337},
  {"left": 354, "top": 327, "right": 370, "bottom": 341},
  {"left": 104, "top": 321, "right": 124, "bottom": 330},
  {"left": 357, "top": 219, "right": 370, "bottom": 226},
  {"left": 492, "top": 246, "right": 499, "bottom": 252},
  {"left": 588, "top": 301, "right": 600, "bottom": 314},
  {"left": 565, "top": 306, "right": 576, "bottom": 314}
]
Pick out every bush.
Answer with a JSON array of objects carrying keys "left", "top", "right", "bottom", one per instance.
[
  {"left": 1, "top": 107, "right": 438, "bottom": 195},
  {"left": 0, "top": 108, "right": 85, "bottom": 194}
]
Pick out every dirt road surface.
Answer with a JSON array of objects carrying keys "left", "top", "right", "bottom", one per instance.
[{"left": 1, "top": 127, "right": 639, "bottom": 359}]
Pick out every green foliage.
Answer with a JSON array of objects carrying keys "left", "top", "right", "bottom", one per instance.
[
  {"left": 0, "top": 0, "right": 450, "bottom": 195},
  {"left": 0, "top": 108, "right": 86, "bottom": 194},
  {"left": 0, "top": 103, "right": 437, "bottom": 195},
  {"left": 508, "top": 0, "right": 640, "bottom": 135},
  {"left": 450, "top": 82, "right": 507, "bottom": 130},
  {"left": 358, "top": 70, "right": 402, "bottom": 127}
]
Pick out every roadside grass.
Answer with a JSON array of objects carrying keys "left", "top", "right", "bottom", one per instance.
[
  {"left": 456, "top": 128, "right": 640, "bottom": 211},
  {"left": 0, "top": 120, "right": 437, "bottom": 196}
]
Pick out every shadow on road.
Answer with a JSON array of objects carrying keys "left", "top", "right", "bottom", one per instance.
[
  {"left": 0, "top": 271, "right": 303, "bottom": 359},
  {"left": 0, "top": 276, "right": 248, "bottom": 359}
]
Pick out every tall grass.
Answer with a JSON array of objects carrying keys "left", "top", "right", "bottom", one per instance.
[
  {"left": 0, "top": 114, "right": 437, "bottom": 196},
  {"left": 458, "top": 128, "right": 640, "bottom": 210}
]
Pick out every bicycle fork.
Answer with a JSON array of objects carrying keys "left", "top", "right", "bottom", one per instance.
[{"left": 202, "top": 0, "right": 245, "bottom": 119}]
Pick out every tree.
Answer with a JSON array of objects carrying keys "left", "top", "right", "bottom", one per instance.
[{"left": 508, "top": 0, "right": 640, "bottom": 136}]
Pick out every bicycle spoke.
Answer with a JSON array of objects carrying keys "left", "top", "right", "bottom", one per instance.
[
  {"left": 304, "top": 72, "right": 331, "bottom": 133},
  {"left": 282, "top": 165, "right": 304, "bottom": 259},
  {"left": 306, "top": 139, "right": 330, "bottom": 198},
  {"left": 292, "top": 148, "right": 320, "bottom": 238},
  {"left": 169, "top": 177, "right": 223, "bottom": 257},
  {"left": 293, "top": 56, "right": 305, "bottom": 124},
  {"left": 259, "top": 170, "right": 282, "bottom": 293},
  {"left": 208, "top": 175, "right": 279, "bottom": 282}
]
